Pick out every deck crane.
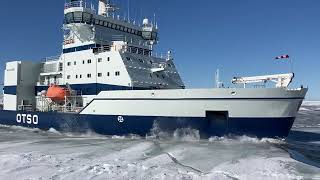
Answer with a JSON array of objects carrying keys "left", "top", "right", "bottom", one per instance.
[{"left": 232, "top": 73, "right": 294, "bottom": 88}]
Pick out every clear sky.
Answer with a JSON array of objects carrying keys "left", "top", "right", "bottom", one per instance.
[{"left": 0, "top": 0, "right": 319, "bottom": 100}]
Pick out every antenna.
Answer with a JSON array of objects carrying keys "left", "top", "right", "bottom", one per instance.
[
  {"left": 127, "top": 0, "right": 130, "bottom": 23},
  {"left": 215, "top": 69, "right": 220, "bottom": 88},
  {"left": 153, "top": 13, "right": 156, "bottom": 27},
  {"left": 215, "top": 69, "right": 223, "bottom": 88}
]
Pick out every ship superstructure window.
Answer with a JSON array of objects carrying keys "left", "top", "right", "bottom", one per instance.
[
  {"left": 82, "top": 60, "right": 85, "bottom": 64},
  {"left": 107, "top": 72, "right": 110, "bottom": 76},
  {"left": 73, "top": 11, "right": 82, "bottom": 23},
  {"left": 126, "top": 57, "right": 131, "bottom": 61},
  {"left": 67, "top": 75, "right": 71, "bottom": 79},
  {"left": 115, "top": 71, "right": 120, "bottom": 76},
  {"left": 83, "top": 12, "right": 92, "bottom": 24},
  {"left": 76, "top": 75, "right": 78, "bottom": 79},
  {"left": 87, "top": 74, "right": 92, "bottom": 78},
  {"left": 64, "top": 12, "right": 143, "bottom": 38},
  {"left": 87, "top": 59, "right": 92, "bottom": 64},
  {"left": 107, "top": 57, "right": 110, "bottom": 61},
  {"left": 98, "top": 73, "right": 102, "bottom": 77},
  {"left": 59, "top": 63, "right": 63, "bottom": 71},
  {"left": 98, "top": 58, "right": 102, "bottom": 62},
  {"left": 74, "top": 61, "right": 76, "bottom": 65},
  {"left": 67, "top": 62, "right": 71, "bottom": 66},
  {"left": 80, "top": 75, "right": 82, "bottom": 78}
]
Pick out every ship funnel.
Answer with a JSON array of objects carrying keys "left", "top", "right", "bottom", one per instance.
[{"left": 98, "top": 0, "right": 107, "bottom": 16}]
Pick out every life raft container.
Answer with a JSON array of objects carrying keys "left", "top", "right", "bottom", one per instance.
[{"left": 46, "top": 84, "right": 70, "bottom": 102}]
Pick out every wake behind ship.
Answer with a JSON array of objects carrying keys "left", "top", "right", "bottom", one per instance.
[{"left": 0, "top": 0, "right": 307, "bottom": 138}]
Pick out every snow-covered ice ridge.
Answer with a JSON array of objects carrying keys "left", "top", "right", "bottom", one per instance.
[
  {"left": 0, "top": 126, "right": 319, "bottom": 180},
  {"left": 302, "top": 101, "right": 320, "bottom": 106}
]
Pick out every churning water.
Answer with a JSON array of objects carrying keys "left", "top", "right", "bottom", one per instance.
[{"left": 0, "top": 103, "right": 319, "bottom": 180}]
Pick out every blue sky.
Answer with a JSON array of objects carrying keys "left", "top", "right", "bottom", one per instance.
[{"left": 0, "top": 0, "right": 319, "bottom": 100}]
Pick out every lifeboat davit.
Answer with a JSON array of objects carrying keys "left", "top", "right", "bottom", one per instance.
[{"left": 46, "top": 84, "right": 70, "bottom": 102}]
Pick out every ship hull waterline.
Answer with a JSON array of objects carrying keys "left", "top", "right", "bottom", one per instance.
[{"left": 0, "top": 110, "right": 295, "bottom": 138}]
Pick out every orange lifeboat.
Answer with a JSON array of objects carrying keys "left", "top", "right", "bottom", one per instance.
[{"left": 46, "top": 84, "right": 70, "bottom": 102}]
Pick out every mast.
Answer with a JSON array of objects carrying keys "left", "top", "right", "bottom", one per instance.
[{"left": 98, "top": 0, "right": 118, "bottom": 17}]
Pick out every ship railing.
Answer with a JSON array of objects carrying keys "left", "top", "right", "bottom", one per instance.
[
  {"left": 93, "top": 45, "right": 111, "bottom": 54},
  {"left": 64, "top": 0, "right": 95, "bottom": 12},
  {"left": 18, "top": 105, "right": 33, "bottom": 112},
  {"left": 42, "top": 55, "right": 60, "bottom": 62}
]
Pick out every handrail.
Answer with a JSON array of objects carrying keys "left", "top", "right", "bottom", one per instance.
[
  {"left": 42, "top": 55, "right": 60, "bottom": 62},
  {"left": 64, "top": 1, "right": 95, "bottom": 11}
]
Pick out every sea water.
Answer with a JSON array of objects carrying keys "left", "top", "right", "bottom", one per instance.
[{"left": 0, "top": 103, "right": 319, "bottom": 180}]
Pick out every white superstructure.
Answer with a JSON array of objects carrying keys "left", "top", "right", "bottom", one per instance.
[{"left": 3, "top": 0, "right": 184, "bottom": 111}]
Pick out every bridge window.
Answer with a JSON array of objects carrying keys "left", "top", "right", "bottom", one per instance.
[
  {"left": 73, "top": 11, "right": 83, "bottom": 23},
  {"left": 83, "top": 12, "right": 92, "bottom": 24},
  {"left": 65, "top": 12, "right": 74, "bottom": 24}
]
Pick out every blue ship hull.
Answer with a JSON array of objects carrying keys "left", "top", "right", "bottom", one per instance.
[{"left": 0, "top": 110, "right": 295, "bottom": 138}]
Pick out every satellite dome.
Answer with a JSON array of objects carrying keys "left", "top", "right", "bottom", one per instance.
[{"left": 143, "top": 18, "right": 149, "bottom": 25}]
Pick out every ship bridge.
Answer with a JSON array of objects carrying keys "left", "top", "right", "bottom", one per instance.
[{"left": 63, "top": 0, "right": 158, "bottom": 51}]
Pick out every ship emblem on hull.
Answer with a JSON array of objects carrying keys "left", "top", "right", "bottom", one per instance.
[{"left": 117, "top": 116, "right": 124, "bottom": 123}]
